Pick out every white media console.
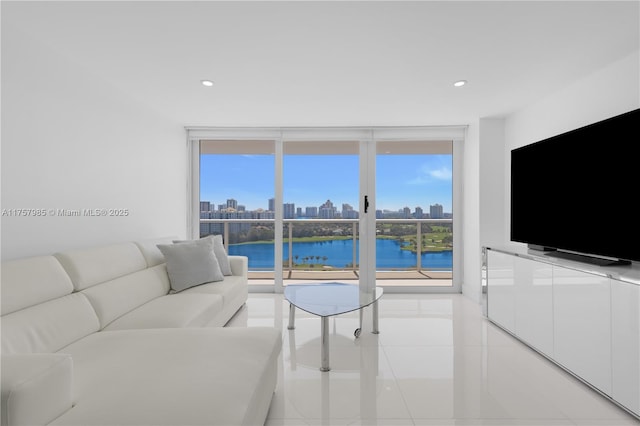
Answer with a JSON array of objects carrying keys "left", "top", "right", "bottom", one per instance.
[{"left": 483, "top": 246, "right": 640, "bottom": 419}]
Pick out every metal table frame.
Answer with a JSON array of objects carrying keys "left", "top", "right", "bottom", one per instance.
[{"left": 285, "top": 282, "right": 383, "bottom": 372}]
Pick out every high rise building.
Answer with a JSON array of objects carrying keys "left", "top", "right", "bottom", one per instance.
[
  {"left": 342, "top": 203, "right": 358, "bottom": 219},
  {"left": 268, "top": 198, "right": 275, "bottom": 212},
  {"left": 305, "top": 207, "right": 318, "bottom": 217},
  {"left": 227, "top": 199, "right": 237, "bottom": 210},
  {"left": 414, "top": 207, "right": 424, "bottom": 218},
  {"left": 200, "top": 201, "right": 211, "bottom": 212},
  {"left": 321, "top": 200, "right": 334, "bottom": 209},
  {"left": 283, "top": 203, "right": 295, "bottom": 219},
  {"left": 319, "top": 208, "right": 335, "bottom": 219},
  {"left": 199, "top": 210, "right": 211, "bottom": 236},
  {"left": 256, "top": 210, "right": 275, "bottom": 219},
  {"left": 430, "top": 203, "right": 444, "bottom": 219},
  {"left": 319, "top": 200, "right": 337, "bottom": 219}
]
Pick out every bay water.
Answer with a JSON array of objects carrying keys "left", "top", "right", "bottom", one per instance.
[{"left": 228, "top": 238, "right": 452, "bottom": 270}]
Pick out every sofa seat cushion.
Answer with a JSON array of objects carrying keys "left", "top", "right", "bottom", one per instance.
[
  {"left": 53, "top": 327, "right": 282, "bottom": 426},
  {"left": 102, "top": 293, "right": 224, "bottom": 331},
  {"left": 181, "top": 275, "right": 247, "bottom": 305},
  {"left": 180, "top": 277, "right": 249, "bottom": 326}
]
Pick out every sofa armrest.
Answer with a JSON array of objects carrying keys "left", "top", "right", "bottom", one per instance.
[
  {"left": 1, "top": 354, "right": 73, "bottom": 426},
  {"left": 227, "top": 255, "right": 248, "bottom": 278}
]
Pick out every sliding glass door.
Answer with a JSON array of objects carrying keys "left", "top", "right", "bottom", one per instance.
[
  {"left": 190, "top": 127, "right": 462, "bottom": 293},
  {"left": 198, "top": 139, "right": 276, "bottom": 284},
  {"left": 376, "top": 140, "right": 454, "bottom": 288},
  {"left": 282, "top": 140, "right": 361, "bottom": 284}
]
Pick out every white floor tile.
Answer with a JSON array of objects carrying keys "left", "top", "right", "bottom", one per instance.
[{"left": 229, "top": 293, "right": 640, "bottom": 425}]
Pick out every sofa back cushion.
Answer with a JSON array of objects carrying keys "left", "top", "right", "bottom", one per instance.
[
  {"left": 134, "top": 236, "right": 176, "bottom": 267},
  {"left": 81, "top": 265, "right": 171, "bottom": 328},
  {"left": 1, "top": 255, "right": 100, "bottom": 354},
  {"left": 1, "top": 293, "right": 100, "bottom": 354},
  {"left": 54, "top": 241, "right": 171, "bottom": 330},
  {"left": 54, "top": 242, "right": 147, "bottom": 291},
  {"left": 1, "top": 256, "right": 73, "bottom": 316}
]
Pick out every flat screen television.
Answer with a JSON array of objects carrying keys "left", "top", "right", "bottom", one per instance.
[{"left": 510, "top": 108, "right": 639, "bottom": 266}]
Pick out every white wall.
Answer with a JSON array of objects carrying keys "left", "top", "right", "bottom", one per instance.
[
  {"left": 463, "top": 117, "right": 507, "bottom": 303},
  {"left": 463, "top": 49, "right": 640, "bottom": 303},
  {"left": 462, "top": 121, "right": 481, "bottom": 301},
  {"left": 503, "top": 49, "right": 640, "bottom": 251},
  {"left": 505, "top": 50, "right": 640, "bottom": 152},
  {"left": 474, "top": 118, "right": 507, "bottom": 304},
  {"left": 479, "top": 118, "right": 506, "bottom": 249},
  {"left": 1, "top": 23, "right": 187, "bottom": 260}
]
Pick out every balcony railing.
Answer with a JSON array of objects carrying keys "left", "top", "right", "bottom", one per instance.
[{"left": 200, "top": 218, "right": 453, "bottom": 281}]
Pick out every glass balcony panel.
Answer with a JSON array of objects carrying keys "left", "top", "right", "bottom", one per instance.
[{"left": 200, "top": 218, "right": 452, "bottom": 286}]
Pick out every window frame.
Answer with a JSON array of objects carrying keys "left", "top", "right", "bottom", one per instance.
[{"left": 187, "top": 126, "right": 466, "bottom": 294}]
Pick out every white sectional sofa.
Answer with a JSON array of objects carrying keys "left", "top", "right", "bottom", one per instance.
[{"left": 1, "top": 237, "right": 282, "bottom": 426}]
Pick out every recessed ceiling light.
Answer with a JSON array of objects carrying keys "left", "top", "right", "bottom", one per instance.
[
  {"left": 201, "top": 80, "right": 214, "bottom": 87},
  {"left": 454, "top": 80, "right": 467, "bottom": 87}
]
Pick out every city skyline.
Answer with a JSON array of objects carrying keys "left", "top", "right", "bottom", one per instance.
[
  {"left": 200, "top": 197, "right": 449, "bottom": 217},
  {"left": 200, "top": 153, "right": 452, "bottom": 213}
]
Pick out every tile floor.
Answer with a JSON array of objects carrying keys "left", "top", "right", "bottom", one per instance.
[{"left": 228, "top": 293, "right": 640, "bottom": 426}]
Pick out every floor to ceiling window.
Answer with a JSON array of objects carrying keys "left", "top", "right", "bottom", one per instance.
[
  {"left": 376, "top": 140, "right": 453, "bottom": 287},
  {"left": 283, "top": 140, "right": 360, "bottom": 284},
  {"left": 199, "top": 139, "right": 276, "bottom": 280},
  {"left": 190, "top": 127, "right": 464, "bottom": 293}
]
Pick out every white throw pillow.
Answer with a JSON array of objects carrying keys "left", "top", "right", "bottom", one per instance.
[
  {"left": 173, "top": 235, "right": 232, "bottom": 276},
  {"left": 207, "top": 235, "right": 232, "bottom": 276},
  {"left": 157, "top": 239, "right": 224, "bottom": 292}
]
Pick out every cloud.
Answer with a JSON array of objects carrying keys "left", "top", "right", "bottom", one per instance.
[
  {"left": 429, "top": 166, "right": 452, "bottom": 180},
  {"left": 407, "top": 164, "right": 452, "bottom": 185}
]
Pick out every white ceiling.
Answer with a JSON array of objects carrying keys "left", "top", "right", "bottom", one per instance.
[{"left": 4, "top": 1, "right": 639, "bottom": 127}]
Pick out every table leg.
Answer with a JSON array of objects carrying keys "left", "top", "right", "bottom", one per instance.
[
  {"left": 372, "top": 299, "right": 380, "bottom": 334},
  {"left": 320, "top": 316, "right": 330, "bottom": 372},
  {"left": 288, "top": 303, "right": 295, "bottom": 330},
  {"left": 353, "top": 308, "right": 364, "bottom": 338}
]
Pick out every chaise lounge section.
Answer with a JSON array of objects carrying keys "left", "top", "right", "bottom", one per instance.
[{"left": 1, "top": 237, "right": 281, "bottom": 426}]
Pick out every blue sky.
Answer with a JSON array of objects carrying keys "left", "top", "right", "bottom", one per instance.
[{"left": 201, "top": 154, "right": 452, "bottom": 213}]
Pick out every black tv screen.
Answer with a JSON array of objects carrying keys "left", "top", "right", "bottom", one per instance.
[{"left": 510, "top": 108, "right": 640, "bottom": 265}]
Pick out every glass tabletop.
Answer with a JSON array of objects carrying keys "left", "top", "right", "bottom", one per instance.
[{"left": 284, "top": 282, "right": 383, "bottom": 317}]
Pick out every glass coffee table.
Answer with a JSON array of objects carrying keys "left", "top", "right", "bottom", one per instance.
[{"left": 284, "top": 282, "right": 383, "bottom": 372}]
